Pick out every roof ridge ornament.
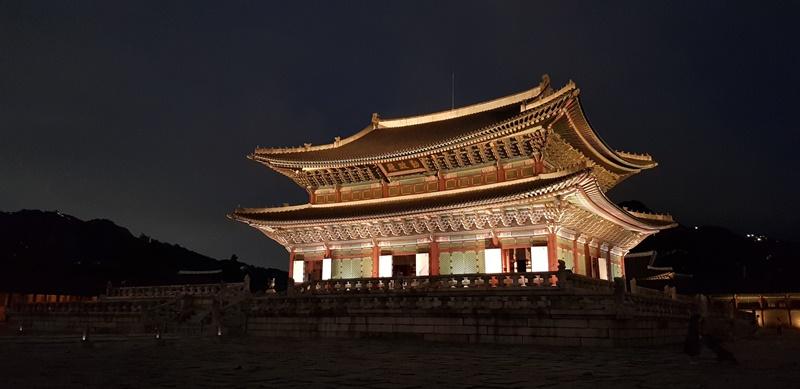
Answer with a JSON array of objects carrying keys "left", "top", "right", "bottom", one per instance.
[
  {"left": 539, "top": 73, "right": 551, "bottom": 90},
  {"left": 371, "top": 113, "right": 380, "bottom": 128}
]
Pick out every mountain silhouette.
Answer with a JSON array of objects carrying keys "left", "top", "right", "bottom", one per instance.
[
  {"left": 620, "top": 202, "right": 800, "bottom": 294},
  {"left": 0, "top": 210, "right": 287, "bottom": 295}
]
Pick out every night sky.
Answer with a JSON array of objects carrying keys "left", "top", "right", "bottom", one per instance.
[{"left": 2, "top": 1, "right": 799, "bottom": 269}]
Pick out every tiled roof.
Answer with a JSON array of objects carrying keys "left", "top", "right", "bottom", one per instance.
[
  {"left": 233, "top": 171, "right": 587, "bottom": 224},
  {"left": 251, "top": 79, "right": 656, "bottom": 177},
  {"left": 261, "top": 103, "right": 521, "bottom": 163}
]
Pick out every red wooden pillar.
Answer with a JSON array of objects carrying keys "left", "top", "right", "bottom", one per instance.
[
  {"left": 584, "top": 242, "right": 593, "bottom": 278},
  {"left": 429, "top": 241, "right": 440, "bottom": 276},
  {"left": 496, "top": 161, "right": 506, "bottom": 182},
  {"left": 288, "top": 249, "right": 295, "bottom": 280},
  {"left": 307, "top": 187, "right": 316, "bottom": 204},
  {"left": 372, "top": 244, "right": 380, "bottom": 277},
  {"left": 335, "top": 185, "right": 342, "bottom": 203},
  {"left": 547, "top": 233, "right": 558, "bottom": 271},
  {"left": 572, "top": 237, "right": 580, "bottom": 275},
  {"left": 382, "top": 182, "right": 389, "bottom": 198},
  {"left": 594, "top": 244, "right": 601, "bottom": 264},
  {"left": 437, "top": 172, "right": 446, "bottom": 191},
  {"left": 605, "top": 246, "right": 613, "bottom": 279},
  {"left": 534, "top": 159, "right": 545, "bottom": 175}
]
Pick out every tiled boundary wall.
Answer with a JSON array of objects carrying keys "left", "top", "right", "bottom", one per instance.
[
  {"left": 709, "top": 293, "right": 800, "bottom": 329},
  {"left": 246, "top": 288, "right": 693, "bottom": 347}
]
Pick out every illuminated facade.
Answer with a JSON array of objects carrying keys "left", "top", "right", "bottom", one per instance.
[{"left": 231, "top": 75, "right": 676, "bottom": 284}]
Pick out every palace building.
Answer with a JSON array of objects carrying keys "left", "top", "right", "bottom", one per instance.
[{"left": 231, "top": 75, "right": 676, "bottom": 285}]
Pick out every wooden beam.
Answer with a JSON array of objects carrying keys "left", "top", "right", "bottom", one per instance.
[
  {"left": 442, "top": 151, "right": 454, "bottom": 169},
  {"left": 502, "top": 138, "right": 513, "bottom": 158},
  {"left": 464, "top": 147, "right": 476, "bottom": 165},
  {"left": 430, "top": 154, "right": 442, "bottom": 171},
  {"left": 489, "top": 142, "right": 501, "bottom": 161}
]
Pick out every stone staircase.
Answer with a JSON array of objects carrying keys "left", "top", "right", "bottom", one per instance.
[{"left": 143, "top": 287, "right": 251, "bottom": 337}]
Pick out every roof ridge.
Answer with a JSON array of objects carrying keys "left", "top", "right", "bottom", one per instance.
[
  {"left": 252, "top": 75, "right": 553, "bottom": 157},
  {"left": 380, "top": 74, "right": 551, "bottom": 128},
  {"left": 615, "top": 150, "right": 653, "bottom": 161},
  {"left": 622, "top": 207, "right": 675, "bottom": 222},
  {"left": 256, "top": 81, "right": 577, "bottom": 167}
]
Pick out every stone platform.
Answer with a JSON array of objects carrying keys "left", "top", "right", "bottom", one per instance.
[{"left": 7, "top": 273, "right": 695, "bottom": 347}]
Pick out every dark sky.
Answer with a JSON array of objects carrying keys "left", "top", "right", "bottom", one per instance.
[{"left": 2, "top": 1, "right": 799, "bottom": 269}]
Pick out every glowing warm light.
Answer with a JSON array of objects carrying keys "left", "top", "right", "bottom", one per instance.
[
  {"left": 598, "top": 257, "right": 608, "bottom": 280},
  {"left": 292, "top": 260, "right": 304, "bottom": 283},
  {"left": 531, "top": 246, "right": 549, "bottom": 272},
  {"left": 379, "top": 255, "right": 393, "bottom": 278},
  {"left": 415, "top": 253, "right": 429, "bottom": 276},
  {"left": 322, "top": 258, "right": 332, "bottom": 280},
  {"left": 484, "top": 248, "right": 502, "bottom": 274}
]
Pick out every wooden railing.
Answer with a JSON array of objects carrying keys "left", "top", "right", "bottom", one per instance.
[
  {"left": 104, "top": 282, "right": 245, "bottom": 300},
  {"left": 289, "top": 271, "right": 574, "bottom": 295}
]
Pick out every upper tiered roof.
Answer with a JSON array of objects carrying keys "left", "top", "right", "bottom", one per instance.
[{"left": 250, "top": 75, "right": 656, "bottom": 190}]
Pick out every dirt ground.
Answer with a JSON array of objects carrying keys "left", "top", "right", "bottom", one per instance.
[{"left": 0, "top": 330, "right": 798, "bottom": 388}]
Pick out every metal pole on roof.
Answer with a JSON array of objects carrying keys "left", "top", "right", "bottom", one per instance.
[{"left": 451, "top": 72, "right": 455, "bottom": 110}]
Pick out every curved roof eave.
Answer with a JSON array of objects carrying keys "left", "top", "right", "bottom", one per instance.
[
  {"left": 572, "top": 174, "right": 676, "bottom": 233},
  {"left": 558, "top": 97, "right": 658, "bottom": 173}
]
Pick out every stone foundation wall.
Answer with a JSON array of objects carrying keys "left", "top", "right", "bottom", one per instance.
[
  {"left": 246, "top": 289, "right": 691, "bottom": 347},
  {"left": 8, "top": 284, "right": 693, "bottom": 347},
  {"left": 14, "top": 312, "right": 146, "bottom": 335}
]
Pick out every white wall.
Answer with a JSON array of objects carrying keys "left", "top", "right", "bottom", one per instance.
[
  {"left": 598, "top": 257, "right": 608, "bottom": 280},
  {"left": 379, "top": 255, "right": 393, "bottom": 278},
  {"left": 292, "top": 260, "right": 305, "bottom": 283},
  {"left": 415, "top": 253, "right": 429, "bottom": 276},
  {"left": 322, "top": 258, "right": 332, "bottom": 280},
  {"left": 484, "top": 248, "right": 502, "bottom": 274},
  {"left": 531, "top": 246, "right": 549, "bottom": 272}
]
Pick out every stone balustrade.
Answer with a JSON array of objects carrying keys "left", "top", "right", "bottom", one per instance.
[
  {"left": 7, "top": 273, "right": 699, "bottom": 346},
  {"left": 104, "top": 282, "right": 245, "bottom": 300},
  {"left": 10, "top": 300, "right": 155, "bottom": 315},
  {"left": 290, "top": 271, "right": 570, "bottom": 296}
]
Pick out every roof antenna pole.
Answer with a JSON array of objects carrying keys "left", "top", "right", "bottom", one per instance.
[{"left": 451, "top": 72, "right": 455, "bottom": 110}]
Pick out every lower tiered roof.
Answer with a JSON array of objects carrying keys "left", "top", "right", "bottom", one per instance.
[{"left": 231, "top": 168, "right": 675, "bottom": 231}]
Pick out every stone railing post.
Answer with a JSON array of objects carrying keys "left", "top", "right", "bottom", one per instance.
[
  {"left": 613, "top": 277, "right": 626, "bottom": 304},
  {"left": 557, "top": 260, "right": 570, "bottom": 288}
]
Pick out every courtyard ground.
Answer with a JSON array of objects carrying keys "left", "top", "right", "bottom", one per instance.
[{"left": 0, "top": 330, "right": 798, "bottom": 388}]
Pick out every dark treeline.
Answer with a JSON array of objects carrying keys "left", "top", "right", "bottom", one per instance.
[
  {"left": 621, "top": 201, "right": 800, "bottom": 294},
  {"left": 0, "top": 210, "right": 287, "bottom": 295}
]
